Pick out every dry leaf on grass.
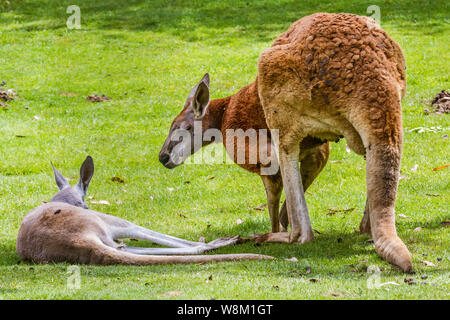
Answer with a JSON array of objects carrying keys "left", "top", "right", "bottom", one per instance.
[
  {"left": 253, "top": 203, "right": 267, "bottom": 211},
  {"left": 284, "top": 257, "right": 299, "bottom": 262},
  {"left": 422, "top": 260, "right": 436, "bottom": 267},
  {"left": 90, "top": 200, "right": 110, "bottom": 205},
  {"left": 327, "top": 207, "right": 355, "bottom": 216},
  {"left": 328, "top": 291, "right": 344, "bottom": 297},
  {"left": 86, "top": 94, "right": 110, "bottom": 102},
  {"left": 111, "top": 176, "right": 125, "bottom": 183},
  {"left": 408, "top": 126, "right": 442, "bottom": 134},
  {"left": 414, "top": 227, "right": 422, "bottom": 232},
  {"left": 433, "top": 164, "right": 449, "bottom": 171}
]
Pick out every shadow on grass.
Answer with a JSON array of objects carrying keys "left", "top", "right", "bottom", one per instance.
[
  {"left": 1, "top": 0, "right": 448, "bottom": 40},
  {"left": 0, "top": 221, "right": 390, "bottom": 267},
  {"left": 2, "top": 217, "right": 447, "bottom": 282}
]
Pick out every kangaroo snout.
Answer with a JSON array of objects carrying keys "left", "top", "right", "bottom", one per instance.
[
  {"left": 159, "top": 152, "right": 170, "bottom": 165},
  {"left": 158, "top": 151, "right": 176, "bottom": 169}
]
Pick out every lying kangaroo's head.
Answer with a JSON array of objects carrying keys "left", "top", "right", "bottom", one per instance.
[
  {"left": 50, "top": 156, "right": 94, "bottom": 209},
  {"left": 159, "top": 73, "right": 210, "bottom": 169}
]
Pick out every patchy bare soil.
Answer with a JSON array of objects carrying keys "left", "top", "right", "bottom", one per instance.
[
  {"left": 0, "top": 89, "right": 14, "bottom": 101},
  {"left": 425, "top": 90, "right": 450, "bottom": 114}
]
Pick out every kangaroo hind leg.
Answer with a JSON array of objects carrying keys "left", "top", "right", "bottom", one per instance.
[
  {"left": 358, "top": 97, "right": 412, "bottom": 272},
  {"left": 107, "top": 218, "right": 240, "bottom": 253}
]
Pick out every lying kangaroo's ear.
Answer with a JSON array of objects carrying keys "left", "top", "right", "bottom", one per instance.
[
  {"left": 189, "top": 73, "right": 210, "bottom": 119},
  {"left": 51, "top": 162, "right": 70, "bottom": 191},
  {"left": 77, "top": 156, "right": 94, "bottom": 196}
]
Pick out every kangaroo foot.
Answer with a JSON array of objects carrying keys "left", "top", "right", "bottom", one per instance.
[
  {"left": 250, "top": 231, "right": 314, "bottom": 244},
  {"left": 205, "top": 236, "right": 240, "bottom": 250},
  {"left": 252, "top": 232, "right": 290, "bottom": 243}
]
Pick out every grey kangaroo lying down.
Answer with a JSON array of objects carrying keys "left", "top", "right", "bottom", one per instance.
[{"left": 16, "top": 156, "right": 272, "bottom": 265}]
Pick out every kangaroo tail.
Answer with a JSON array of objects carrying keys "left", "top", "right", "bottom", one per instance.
[{"left": 93, "top": 244, "right": 274, "bottom": 265}]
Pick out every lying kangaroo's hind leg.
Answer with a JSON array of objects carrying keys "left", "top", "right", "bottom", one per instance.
[
  {"left": 122, "top": 236, "right": 239, "bottom": 255},
  {"left": 100, "top": 213, "right": 240, "bottom": 254},
  {"left": 99, "top": 213, "right": 206, "bottom": 247}
]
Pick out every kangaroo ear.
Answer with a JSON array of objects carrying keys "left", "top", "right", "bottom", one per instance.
[
  {"left": 51, "top": 162, "right": 70, "bottom": 191},
  {"left": 189, "top": 73, "right": 210, "bottom": 119},
  {"left": 200, "top": 73, "right": 209, "bottom": 87},
  {"left": 77, "top": 156, "right": 94, "bottom": 196}
]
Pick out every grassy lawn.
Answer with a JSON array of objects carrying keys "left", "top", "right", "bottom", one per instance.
[{"left": 0, "top": 0, "right": 448, "bottom": 299}]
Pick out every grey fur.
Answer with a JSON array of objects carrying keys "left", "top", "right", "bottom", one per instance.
[{"left": 50, "top": 156, "right": 94, "bottom": 209}]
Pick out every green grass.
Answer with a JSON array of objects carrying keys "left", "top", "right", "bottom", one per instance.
[{"left": 0, "top": 0, "right": 449, "bottom": 299}]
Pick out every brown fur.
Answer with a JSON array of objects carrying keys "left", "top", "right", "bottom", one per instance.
[
  {"left": 164, "top": 78, "right": 330, "bottom": 233},
  {"left": 256, "top": 13, "right": 411, "bottom": 272},
  {"left": 211, "top": 82, "right": 330, "bottom": 232}
]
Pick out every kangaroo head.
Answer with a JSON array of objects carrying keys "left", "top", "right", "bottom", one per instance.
[
  {"left": 49, "top": 156, "right": 94, "bottom": 209},
  {"left": 159, "top": 73, "right": 210, "bottom": 169}
]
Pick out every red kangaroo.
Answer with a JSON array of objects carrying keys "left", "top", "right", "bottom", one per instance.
[
  {"left": 159, "top": 72, "right": 330, "bottom": 234},
  {"left": 160, "top": 13, "right": 413, "bottom": 273}
]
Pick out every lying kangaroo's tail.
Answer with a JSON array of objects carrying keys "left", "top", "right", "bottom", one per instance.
[{"left": 92, "top": 244, "right": 273, "bottom": 265}]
